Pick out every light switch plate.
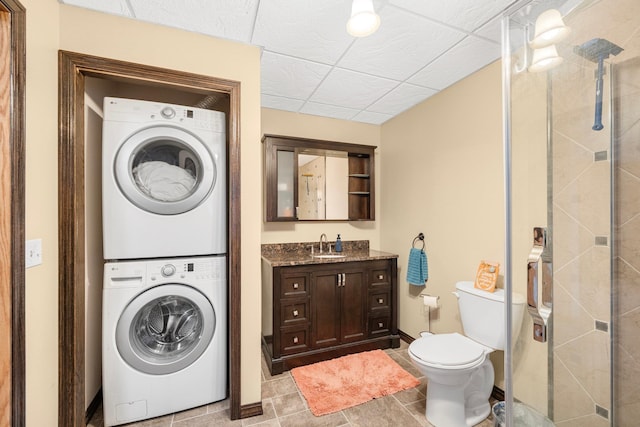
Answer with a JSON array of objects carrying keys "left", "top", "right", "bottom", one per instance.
[{"left": 26, "top": 239, "right": 43, "bottom": 268}]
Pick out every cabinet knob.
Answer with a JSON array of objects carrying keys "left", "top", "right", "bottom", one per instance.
[
  {"left": 293, "top": 283, "right": 299, "bottom": 289},
  {"left": 378, "top": 322, "right": 384, "bottom": 328},
  {"left": 293, "top": 309, "right": 299, "bottom": 317},
  {"left": 293, "top": 336, "right": 299, "bottom": 344},
  {"left": 378, "top": 298, "right": 384, "bottom": 304},
  {"left": 378, "top": 274, "right": 384, "bottom": 280}
]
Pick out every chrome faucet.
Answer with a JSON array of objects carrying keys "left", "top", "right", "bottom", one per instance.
[{"left": 319, "top": 233, "right": 328, "bottom": 253}]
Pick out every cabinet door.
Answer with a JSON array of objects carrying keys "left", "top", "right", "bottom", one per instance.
[
  {"left": 340, "top": 269, "right": 367, "bottom": 343},
  {"left": 311, "top": 271, "right": 341, "bottom": 348}
]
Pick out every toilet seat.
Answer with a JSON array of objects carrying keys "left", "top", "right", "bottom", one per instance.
[{"left": 409, "top": 333, "right": 487, "bottom": 369}]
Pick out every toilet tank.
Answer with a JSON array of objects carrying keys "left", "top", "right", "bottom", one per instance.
[{"left": 455, "top": 281, "right": 526, "bottom": 350}]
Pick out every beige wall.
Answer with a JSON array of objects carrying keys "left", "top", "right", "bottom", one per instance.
[
  {"left": 379, "top": 62, "right": 505, "bottom": 348},
  {"left": 23, "top": 0, "right": 61, "bottom": 425},
  {"left": 23, "top": 2, "right": 263, "bottom": 425},
  {"left": 261, "top": 108, "right": 382, "bottom": 248}
]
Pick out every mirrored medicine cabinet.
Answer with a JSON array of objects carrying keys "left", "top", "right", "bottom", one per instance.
[{"left": 262, "top": 134, "right": 376, "bottom": 222}]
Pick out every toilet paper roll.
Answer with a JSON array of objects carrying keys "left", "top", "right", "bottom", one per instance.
[{"left": 422, "top": 295, "right": 440, "bottom": 308}]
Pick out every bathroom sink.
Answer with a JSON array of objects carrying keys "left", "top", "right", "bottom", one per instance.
[{"left": 313, "top": 254, "right": 346, "bottom": 259}]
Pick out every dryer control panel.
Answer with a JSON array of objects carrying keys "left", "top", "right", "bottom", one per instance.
[{"left": 103, "top": 96, "right": 225, "bottom": 133}]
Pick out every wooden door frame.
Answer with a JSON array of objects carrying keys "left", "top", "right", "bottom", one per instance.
[
  {"left": 58, "top": 51, "right": 243, "bottom": 426},
  {"left": 1, "top": 0, "right": 25, "bottom": 426}
]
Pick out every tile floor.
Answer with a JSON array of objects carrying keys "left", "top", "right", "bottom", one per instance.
[{"left": 89, "top": 341, "right": 496, "bottom": 427}]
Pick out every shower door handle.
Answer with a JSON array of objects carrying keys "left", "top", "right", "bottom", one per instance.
[{"left": 527, "top": 227, "right": 553, "bottom": 343}]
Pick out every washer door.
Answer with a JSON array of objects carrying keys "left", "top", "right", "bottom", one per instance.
[
  {"left": 115, "top": 125, "right": 216, "bottom": 215},
  {"left": 116, "top": 284, "right": 216, "bottom": 375}
]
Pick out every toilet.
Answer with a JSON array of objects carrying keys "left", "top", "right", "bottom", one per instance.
[{"left": 408, "top": 281, "right": 526, "bottom": 427}]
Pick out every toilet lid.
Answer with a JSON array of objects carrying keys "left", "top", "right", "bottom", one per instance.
[{"left": 409, "top": 333, "right": 485, "bottom": 367}]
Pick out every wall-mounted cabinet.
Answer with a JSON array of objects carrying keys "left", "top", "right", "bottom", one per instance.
[{"left": 263, "top": 134, "right": 375, "bottom": 222}]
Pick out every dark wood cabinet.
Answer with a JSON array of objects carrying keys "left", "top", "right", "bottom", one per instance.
[
  {"left": 311, "top": 267, "right": 366, "bottom": 348},
  {"left": 262, "top": 258, "right": 399, "bottom": 375}
]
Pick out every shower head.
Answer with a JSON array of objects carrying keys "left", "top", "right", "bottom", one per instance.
[
  {"left": 574, "top": 38, "right": 623, "bottom": 62},
  {"left": 573, "top": 38, "right": 623, "bottom": 131}
]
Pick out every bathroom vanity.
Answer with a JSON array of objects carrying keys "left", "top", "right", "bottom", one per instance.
[{"left": 261, "top": 241, "right": 400, "bottom": 374}]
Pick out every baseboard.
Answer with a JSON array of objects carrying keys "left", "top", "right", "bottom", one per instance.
[
  {"left": 398, "top": 329, "right": 414, "bottom": 343},
  {"left": 85, "top": 388, "right": 102, "bottom": 424},
  {"left": 492, "top": 386, "right": 505, "bottom": 402},
  {"left": 239, "top": 401, "right": 263, "bottom": 419}
]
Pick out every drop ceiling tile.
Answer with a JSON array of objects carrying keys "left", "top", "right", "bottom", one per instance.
[
  {"left": 261, "top": 52, "right": 332, "bottom": 99},
  {"left": 352, "top": 111, "right": 393, "bottom": 125},
  {"left": 128, "top": 0, "right": 259, "bottom": 43},
  {"left": 252, "top": 0, "right": 354, "bottom": 64},
  {"left": 368, "top": 83, "right": 436, "bottom": 115},
  {"left": 261, "top": 94, "right": 304, "bottom": 112},
  {"left": 309, "top": 68, "right": 398, "bottom": 110},
  {"left": 473, "top": 16, "right": 502, "bottom": 43},
  {"left": 299, "top": 102, "right": 359, "bottom": 121},
  {"left": 408, "top": 36, "right": 500, "bottom": 90},
  {"left": 338, "top": 6, "right": 466, "bottom": 81},
  {"left": 61, "top": 0, "right": 133, "bottom": 16},
  {"left": 390, "top": 0, "right": 514, "bottom": 32}
]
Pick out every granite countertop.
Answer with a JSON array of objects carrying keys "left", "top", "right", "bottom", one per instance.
[{"left": 261, "top": 240, "right": 398, "bottom": 267}]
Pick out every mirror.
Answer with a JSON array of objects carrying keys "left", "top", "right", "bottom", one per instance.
[
  {"left": 297, "top": 151, "right": 348, "bottom": 220},
  {"left": 263, "top": 134, "right": 375, "bottom": 222}
]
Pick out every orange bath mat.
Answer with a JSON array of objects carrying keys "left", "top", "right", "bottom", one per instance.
[{"left": 291, "top": 350, "right": 420, "bottom": 416}]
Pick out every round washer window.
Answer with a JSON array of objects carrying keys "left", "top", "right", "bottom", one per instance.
[
  {"left": 116, "top": 284, "right": 215, "bottom": 375},
  {"left": 115, "top": 126, "right": 216, "bottom": 215}
]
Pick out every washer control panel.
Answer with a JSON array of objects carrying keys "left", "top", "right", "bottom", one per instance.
[{"left": 144, "top": 256, "right": 223, "bottom": 283}]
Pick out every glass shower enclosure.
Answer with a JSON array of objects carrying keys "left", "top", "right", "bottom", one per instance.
[{"left": 502, "top": 0, "right": 639, "bottom": 425}]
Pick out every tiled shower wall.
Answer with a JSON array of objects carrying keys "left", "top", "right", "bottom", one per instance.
[
  {"left": 548, "top": 1, "right": 640, "bottom": 425},
  {"left": 551, "top": 55, "right": 612, "bottom": 426},
  {"left": 614, "top": 56, "right": 640, "bottom": 427}
]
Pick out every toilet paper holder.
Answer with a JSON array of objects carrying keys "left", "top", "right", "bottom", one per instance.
[{"left": 420, "top": 293, "right": 440, "bottom": 308}]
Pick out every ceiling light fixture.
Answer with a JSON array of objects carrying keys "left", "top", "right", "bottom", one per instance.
[{"left": 347, "top": 0, "right": 381, "bottom": 37}]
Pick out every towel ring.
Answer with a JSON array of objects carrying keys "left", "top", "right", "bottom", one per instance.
[{"left": 412, "top": 233, "right": 425, "bottom": 250}]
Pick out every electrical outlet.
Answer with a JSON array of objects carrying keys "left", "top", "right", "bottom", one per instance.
[{"left": 26, "top": 239, "right": 43, "bottom": 268}]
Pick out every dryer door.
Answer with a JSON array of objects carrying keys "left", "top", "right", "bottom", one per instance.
[
  {"left": 114, "top": 125, "right": 216, "bottom": 215},
  {"left": 116, "top": 284, "right": 216, "bottom": 375}
]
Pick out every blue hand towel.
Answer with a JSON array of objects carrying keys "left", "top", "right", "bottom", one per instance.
[{"left": 407, "top": 247, "right": 429, "bottom": 285}]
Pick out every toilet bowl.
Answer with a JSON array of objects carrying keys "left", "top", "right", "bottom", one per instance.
[
  {"left": 409, "top": 333, "right": 494, "bottom": 427},
  {"left": 408, "top": 281, "right": 526, "bottom": 427}
]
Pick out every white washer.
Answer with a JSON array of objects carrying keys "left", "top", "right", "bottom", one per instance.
[
  {"left": 102, "top": 256, "right": 227, "bottom": 427},
  {"left": 102, "top": 97, "right": 226, "bottom": 260}
]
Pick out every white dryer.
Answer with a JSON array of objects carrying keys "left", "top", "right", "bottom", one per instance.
[
  {"left": 102, "top": 256, "right": 227, "bottom": 427},
  {"left": 102, "top": 97, "right": 226, "bottom": 260}
]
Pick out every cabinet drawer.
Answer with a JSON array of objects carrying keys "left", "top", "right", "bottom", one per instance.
[
  {"left": 370, "top": 265, "right": 391, "bottom": 288},
  {"left": 369, "top": 290, "right": 390, "bottom": 312},
  {"left": 281, "top": 274, "right": 308, "bottom": 298},
  {"left": 368, "top": 316, "right": 390, "bottom": 337},
  {"left": 280, "top": 327, "right": 309, "bottom": 355},
  {"left": 280, "top": 300, "right": 309, "bottom": 326}
]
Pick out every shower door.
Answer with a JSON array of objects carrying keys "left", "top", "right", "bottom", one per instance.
[{"left": 503, "top": 0, "right": 640, "bottom": 426}]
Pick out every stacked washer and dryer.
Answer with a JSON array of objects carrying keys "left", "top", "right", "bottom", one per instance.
[{"left": 101, "top": 97, "right": 227, "bottom": 426}]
